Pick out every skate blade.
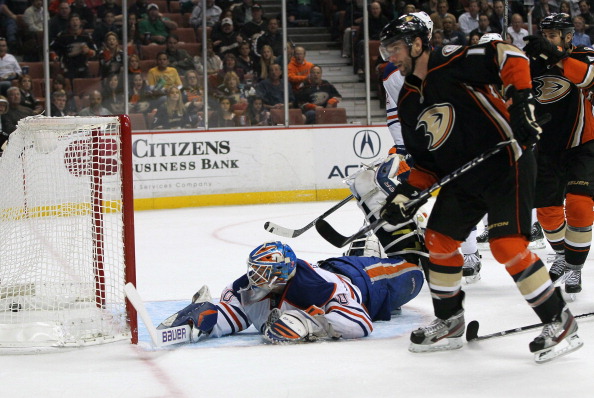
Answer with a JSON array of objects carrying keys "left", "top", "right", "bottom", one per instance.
[
  {"left": 533, "top": 333, "right": 583, "bottom": 364},
  {"left": 528, "top": 240, "right": 546, "bottom": 250},
  {"left": 409, "top": 337, "right": 463, "bottom": 353},
  {"left": 561, "top": 290, "right": 577, "bottom": 303},
  {"left": 464, "top": 273, "right": 481, "bottom": 284}
]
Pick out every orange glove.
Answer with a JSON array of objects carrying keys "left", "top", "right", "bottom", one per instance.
[
  {"left": 302, "top": 103, "right": 317, "bottom": 111},
  {"left": 327, "top": 97, "right": 339, "bottom": 107}
]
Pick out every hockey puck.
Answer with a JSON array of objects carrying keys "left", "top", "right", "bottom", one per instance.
[{"left": 466, "top": 320, "right": 480, "bottom": 341}]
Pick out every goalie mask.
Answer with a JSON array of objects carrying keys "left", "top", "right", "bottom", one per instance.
[{"left": 247, "top": 241, "right": 297, "bottom": 288}]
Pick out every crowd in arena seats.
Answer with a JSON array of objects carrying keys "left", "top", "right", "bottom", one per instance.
[{"left": 1, "top": 0, "right": 575, "bottom": 134}]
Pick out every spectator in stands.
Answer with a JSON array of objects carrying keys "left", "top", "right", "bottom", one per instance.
[
  {"left": 182, "top": 69, "right": 205, "bottom": 122},
  {"left": 256, "top": 63, "right": 295, "bottom": 110},
  {"left": 128, "top": 53, "right": 143, "bottom": 78},
  {"left": 215, "top": 71, "right": 249, "bottom": 110},
  {"left": 468, "top": 31, "right": 481, "bottom": 45},
  {"left": 49, "top": 0, "right": 71, "bottom": 41},
  {"left": 23, "top": 0, "right": 44, "bottom": 35},
  {"left": 245, "top": 95, "right": 270, "bottom": 126},
  {"left": 129, "top": 73, "right": 152, "bottom": 113},
  {"left": 50, "top": 13, "right": 98, "bottom": 79},
  {"left": 0, "top": 38, "right": 22, "bottom": 96},
  {"left": 139, "top": 2, "right": 178, "bottom": 45},
  {"left": 153, "top": 86, "right": 193, "bottom": 129},
  {"left": 573, "top": 15, "right": 592, "bottom": 46},
  {"left": 275, "top": 40, "right": 294, "bottom": 67},
  {"left": 255, "top": 44, "right": 275, "bottom": 82},
  {"left": 49, "top": 89, "right": 71, "bottom": 116},
  {"left": 533, "top": 0, "right": 556, "bottom": 26},
  {"left": 288, "top": 46, "right": 314, "bottom": 91},
  {"left": 469, "top": 13, "right": 492, "bottom": 39},
  {"left": 489, "top": 0, "right": 505, "bottom": 34},
  {"left": 287, "top": 0, "right": 324, "bottom": 27},
  {"left": 211, "top": 96, "right": 238, "bottom": 127},
  {"left": 578, "top": 0, "right": 594, "bottom": 32},
  {"left": 99, "top": 31, "right": 125, "bottom": 79},
  {"left": 127, "top": 12, "right": 143, "bottom": 47},
  {"left": 0, "top": 0, "right": 18, "bottom": 51},
  {"left": 190, "top": 0, "right": 222, "bottom": 28},
  {"left": 165, "top": 34, "right": 195, "bottom": 75},
  {"left": 97, "top": 0, "right": 122, "bottom": 21},
  {"left": 232, "top": 0, "right": 255, "bottom": 28},
  {"left": 506, "top": 13, "right": 527, "bottom": 50},
  {"left": 442, "top": 14, "right": 466, "bottom": 45},
  {"left": 217, "top": 53, "right": 246, "bottom": 84},
  {"left": 18, "top": 75, "right": 43, "bottom": 115},
  {"left": 240, "top": 3, "right": 267, "bottom": 43},
  {"left": 22, "top": 0, "right": 44, "bottom": 61},
  {"left": 78, "top": 90, "right": 112, "bottom": 116},
  {"left": 430, "top": 0, "right": 455, "bottom": 30},
  {"left": 0, "top": 95, "right": 8, "bottom": 154},
  {"left": 211, "top": 17, "right": 243, "bottom": 56},
  {"left": 431, "top": 28, "right": 444, "bottom": 50},
  {"left": 194, "top": 40, "right": 223, "bottom": 75},
  {"left": 129, "top": 0, "right": 149, "bottom": 21},
  {"left": 256, "top": 17, "right": 282, "bottom": 57},
  {"left": 458, "top": 0, "right": 480, "bottom": 36},
  {"left": 128, "top": 73, "right": 151, "bottom": 113},
  {"left": 341, "top": 0, "right": 364, "bottom": 58},
  {"left": 2, "top": 87, "right": 34, "bottom": 136},
  {"left": 296, "top": 65, "right": 341, "bottom": 124},
  {"left": 354, "top": 1, "right": 389, "bottom": 78},
  {"left": 101, "top": 73, "right": 125, "bottom": 114},
  {"left": 71, "top": 0, "right": 96, "bottom": 29},
  {"left": 236, "top": 41, "right": 257, "bottom": 77},
  {"left": 147, "top": 51, "right": 183, "bottom": 101},
  {"left": 93, "top": 11, "right": 123, "bottom": 48}
]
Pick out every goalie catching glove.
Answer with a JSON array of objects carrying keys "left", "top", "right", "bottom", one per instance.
[
  {"left": 506, "top": 87, "right": 542, "bottom": 147},
  {"left": 263, "top": 306, "right": 341, "bottom": 344}
]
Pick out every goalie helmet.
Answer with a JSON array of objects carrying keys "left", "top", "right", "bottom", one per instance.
[
  {"left": 540, "top": 13, "right": 574, "bottom": 35},
  {"left": 478, "top": 33, "right": 503, "bottom": 44},
  {"left": 380, "top": 12, "right": 432, "bottom": 61},
  {"left": 247, "top": 241, "right": 297, "bottom": 288}
]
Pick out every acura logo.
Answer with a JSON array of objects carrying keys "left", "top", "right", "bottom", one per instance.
[{"left": 353, "top": 130, "right": 381, "bottom": 159}]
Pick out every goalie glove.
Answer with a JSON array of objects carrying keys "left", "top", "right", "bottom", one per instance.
[
  {"left": 506, "top": 87, "right": 542, "bottom": 147},
  {"left": 380, "top": 181, "right": 426, "bottom": 226},
  {"left": 263, "top": 306, "right": 341, "bottom": 344},
  {"left": 523, "top": 35, "right": 568, "bottom": 65}
]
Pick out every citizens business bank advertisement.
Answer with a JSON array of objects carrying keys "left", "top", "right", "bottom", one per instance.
[{"left": 131, "top": 126, "right": 392, "bottom": 207}]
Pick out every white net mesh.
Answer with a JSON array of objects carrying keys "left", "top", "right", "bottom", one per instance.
[{"left": 0, "top": 116, "right": 133, "bottom": 349}]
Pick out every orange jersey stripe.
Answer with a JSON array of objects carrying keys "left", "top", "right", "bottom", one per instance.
[
  {"left": 220, "top": 302, "right": 243, "bottom": 331},
  {"left": 365, "top": 261, "right": 418, "bottom": 280},
  {"left": 327, "top": 305, "right": 373, "bottom": 330}
]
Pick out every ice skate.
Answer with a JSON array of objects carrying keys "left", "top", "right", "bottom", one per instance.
[
  {"left": 462, "top": 251, "right": 482, "bottom": 284},
  {"left": 528, "top": 222, "right": 546, "bottom": 250},
  {"left": 564, "top": 267, "right": 582, "bottom": 303},
  {"left": 530, "top": 306, "right": 583, "bottom": 363},
  {"left": 548, "top": 252, "right": 566, "bottom": 285},
  {"left": 476, "top": 229, "right": 489, "bottom": 251},
  {"left": 409, "top": 310, "right": 465, "bottom": 352}
]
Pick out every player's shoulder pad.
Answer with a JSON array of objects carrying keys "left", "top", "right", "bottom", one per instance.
[
  {"left": 570, "top": 45, "right": 594, "bottom": 63},
  {"left": 383, "top": 62, "right": 399, "bottom": 79}
]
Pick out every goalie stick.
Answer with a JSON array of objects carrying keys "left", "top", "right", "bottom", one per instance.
[
  {"left": 264, "top": 194, "right": 354, "bottom": 238},
  {"left": 125, "top": 282, "right": 192, "bottom": 347},
  {"left": 466, "top": 311, "right": 594, "bottom": 342},
  {"left": 315, "top": 139, "right": 516, "bottom": 248}
]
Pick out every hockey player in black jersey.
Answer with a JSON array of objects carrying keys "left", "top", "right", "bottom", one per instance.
[
  {"left": 377, "top": 14, "right": 581, "bottom": 362},
  {"left": 522, "top": 13, "right": 594, "bottom": 298}
]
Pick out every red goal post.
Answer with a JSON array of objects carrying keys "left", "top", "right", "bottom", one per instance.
[{"left": 0, "top": 115, "right": 137, "bottom": 351}]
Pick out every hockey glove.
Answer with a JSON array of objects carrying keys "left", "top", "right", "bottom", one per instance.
[
  {"left": 506, "top": 87, "right": 542, "bottom": 147},
  {"left": 523, "top": 35, "right": 568, "bottom": 65},
  {"left": 263, "top": 308, "right": 340, "bottom": 344},
  {"left": 380, "top": 181, "right": 427, "bottom": 226}
]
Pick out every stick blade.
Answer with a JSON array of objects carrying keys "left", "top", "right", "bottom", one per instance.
[
  {"left": 466, "top": 320, "right": 480, "bottom": 341},
  {"left": 315, "top": 219, "right": 350, "bottom": 248}
]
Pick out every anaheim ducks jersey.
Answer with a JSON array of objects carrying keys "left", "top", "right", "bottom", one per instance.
[
  {"left": 397, "top": 42, "right": 530, "bottom": 188},
  {"left": 529, "top": 45, "right": 594, "bottom": 153}
]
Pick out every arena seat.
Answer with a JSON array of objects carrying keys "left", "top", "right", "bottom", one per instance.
[
  {"left": 270, "top": 108, "right": 305, "bottom": 125},
  {"left": 315, "top": 107, "right": 347, "bottom": 125}
]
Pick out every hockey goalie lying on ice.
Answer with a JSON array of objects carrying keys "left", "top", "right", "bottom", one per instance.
[{"left": 158, "top": 155, "right": 428, "bottom": 344}]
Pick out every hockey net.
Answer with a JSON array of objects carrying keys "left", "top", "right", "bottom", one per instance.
[{"left": 0, "top": 115, "right": 137, "bottom": 350}]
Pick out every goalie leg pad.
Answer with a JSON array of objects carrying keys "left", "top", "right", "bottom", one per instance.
[{"left": 159, "top": 301, "right": 218, "bottom": 335}]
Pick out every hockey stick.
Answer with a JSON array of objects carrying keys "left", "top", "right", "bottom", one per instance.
[
  {"left": 466, "top": 311, "right": 594, "bottom": 342},
  {"left": 264, "top": 194, "right": 354, "bottom": 238},
  {"left": 315, "top": 139, "right": 516, "bottom": 248},
  {"left": 125, "top": 282, "right": 191, "bottom": 347}
]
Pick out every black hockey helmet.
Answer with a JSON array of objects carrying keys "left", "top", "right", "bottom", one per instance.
[
  {"left": 540, "top": 13, "right": 574, "bottom": 34},
  {"left": 380, "top": 13, "right": 432, "bottom": 60}
]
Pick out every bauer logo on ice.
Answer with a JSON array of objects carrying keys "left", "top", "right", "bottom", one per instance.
[
  {"left": 353, "top": 130, "right": 381, "bottom": 159},
  {"left": 162, "top": 327, "right": 187, "bottom": 342}
]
